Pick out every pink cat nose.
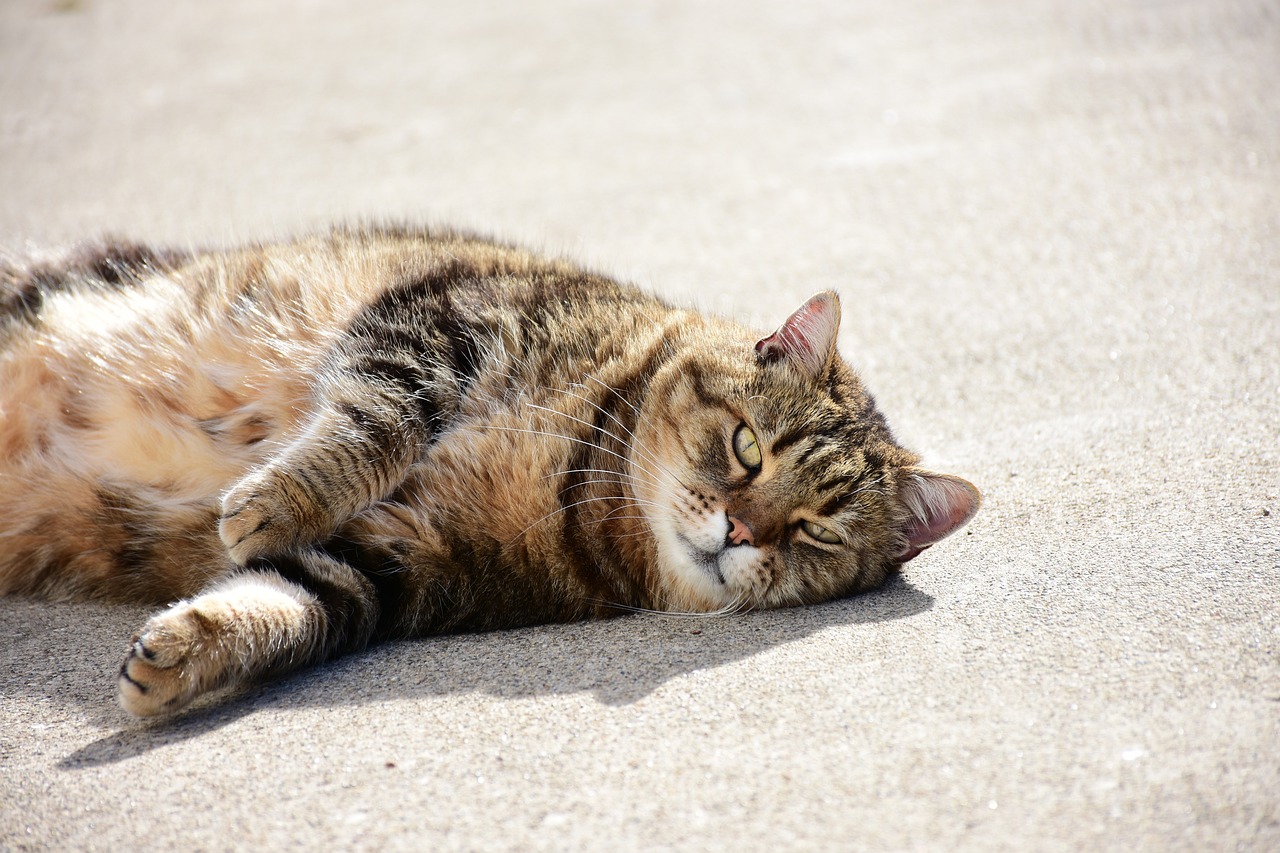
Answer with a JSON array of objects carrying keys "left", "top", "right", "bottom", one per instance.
[{"left": 726, "top": 516, "right": 754, "bottom": 547}]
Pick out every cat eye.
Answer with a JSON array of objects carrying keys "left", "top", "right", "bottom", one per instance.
[
  {"left": 801, "top": 520, "right": 842, "bottom": 545},
  {"left": 732, "top": 424, "right": 762, "bottom": 471}
]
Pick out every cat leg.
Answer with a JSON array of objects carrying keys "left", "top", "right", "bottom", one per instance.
[
  {"left": 218, "top": 395, "right": 426, "bottom": 564},
  {"left": 117, "top": 550, "right": 378, "bottom": 716},
  {"left": 219, "top": 307, "right": 477, "bottom": 564}
]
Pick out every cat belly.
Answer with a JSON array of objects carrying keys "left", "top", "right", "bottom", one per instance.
[{"left": 0, "top": 287, "right": 321, "bottom": 601}]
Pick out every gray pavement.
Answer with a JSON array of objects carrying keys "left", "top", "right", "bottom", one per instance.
[{"left": 1, "top": 0, "right": 1277, "bottom": 849}]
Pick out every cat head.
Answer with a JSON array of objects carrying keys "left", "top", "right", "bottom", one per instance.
[{"left": 631, "top": 292, "right": 980, "bottom": 612}]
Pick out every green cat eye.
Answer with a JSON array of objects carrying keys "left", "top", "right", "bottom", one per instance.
[
  {"left": 801, "top": 520, "right": 842, "bottom": 545},
  {"left": 732, "top": 424, "right": 762, "bottom": 471}
]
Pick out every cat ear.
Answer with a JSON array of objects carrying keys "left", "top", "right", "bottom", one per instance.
[
  {"left": 895, "top": 469, "right": 981, "bottom": 563},
  {"left": 755, "top": 291, "right": 841, "bottom": 380}
]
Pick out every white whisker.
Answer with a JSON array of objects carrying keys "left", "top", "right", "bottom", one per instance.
[
  {"left": 523, "top": 400, "right": 684, "bottom": 492},
  {"left": 511, "top": 494, "right": 661, "bottom": 541},
  {"left": 531, "top": 378, "right": 693, "bottom": 494},
  {"left": 586, "top": 597, "right": 743, "bottom": 619},
  {"left": 580, "top": 373, "right": 642, "bottom": 418},
  {"left": 473, "top": 425, "right": 648, "bottom": 479}
]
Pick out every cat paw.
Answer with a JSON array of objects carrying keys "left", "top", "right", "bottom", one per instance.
[
  {"left": 219, "top": 468, "right": 319, "bottom": 564},
  {"left": 117, "top": 604, "right": 211, "bottom": 717}
]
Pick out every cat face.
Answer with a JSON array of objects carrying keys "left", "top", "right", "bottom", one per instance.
[{"left": 631, "top": 293, "right": 980, "bottom": 613}]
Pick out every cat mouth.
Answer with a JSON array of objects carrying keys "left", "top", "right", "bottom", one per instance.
[{"left": 678, "top": 535, "right": 725, "bottom": 585}]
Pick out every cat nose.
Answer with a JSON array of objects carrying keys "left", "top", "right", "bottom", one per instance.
[{"left": 726, "top": 515, "right": 754, "bottom": 547}]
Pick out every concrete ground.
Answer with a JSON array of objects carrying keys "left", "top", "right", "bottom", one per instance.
[{"left": 1, "top": 0, "right": 1276, "bottom": 849}]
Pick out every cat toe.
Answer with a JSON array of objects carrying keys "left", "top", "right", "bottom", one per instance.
[
  {"left": 118, "top": 640, "right": 195, "bottom": 717},
  {"left": 115, "top": 608, "right": 203, "bottom": 717},
  {"left": 118, "top": 652, "right": 184, "bottom": 717},
  {"left": 219, "top": 477, "right": 293, "bottom": 563},
  {"left": 219, "top": 469, "right": 331, "bottom": 563}
]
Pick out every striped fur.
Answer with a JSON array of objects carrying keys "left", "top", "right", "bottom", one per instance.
[{"left": 0, "top": 226, "right": 979, "bottom": 716}]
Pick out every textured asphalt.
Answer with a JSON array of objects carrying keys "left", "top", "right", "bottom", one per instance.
[{"left": 1, "top": 1, "right": 1277, "bottom": 850}]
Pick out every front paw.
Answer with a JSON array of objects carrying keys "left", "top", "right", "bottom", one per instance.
[
  {"left": 117, "top": 605, "right": 206, "bottom": 717},
  {"left": 219, "top": 468, "right": 320, "bottom": 564}
]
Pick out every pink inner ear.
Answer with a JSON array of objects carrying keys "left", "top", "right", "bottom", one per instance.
[
  {"left": 897, "top": 471, "right": 981, "bottom": 563},
  {"left": 755, "top": 291, "right": 841, "bottom": 380}
]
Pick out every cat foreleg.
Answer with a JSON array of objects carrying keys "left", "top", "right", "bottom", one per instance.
[
  {"left": 219, "top": 292, "right": 479, "bottom": 564},
  {"left": 117, "top": 552, "right": 378, "bottom": 716},
  {"left": 219, "top": 387, "right": 427, "bottom": 564}
]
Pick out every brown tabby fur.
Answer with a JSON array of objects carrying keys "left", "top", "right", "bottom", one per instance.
[{"left": 0, "top": 226, "right": 979, "bottom": 716}]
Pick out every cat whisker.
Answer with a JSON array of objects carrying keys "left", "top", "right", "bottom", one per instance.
[
  {"left": 558, "top": 478, "right": 640, "bottom": 498},
  {"left": 592, "top": 517, "right": 652, "bottom": 528},
  {"left": 522, "top": 401, "right": 685, "bottom": 493},
  {"left": 559, "top": 475, "right": 636, "bottom": 487},
  {"left": 544, "top": 467, "right": 686, "bottom": 523},
  {"left": 503, "top": 414, "right": 670, "bottom": 488},
  {"left": 549, "top": 381, "right": 647, "bottom": 448},
  {"left": 472, "top": 425, "right": 655, "bottom": 482},
  {"left": 578, "top": 373, "right": 642, "bottom": 419},
  {"left": 568, "top": 391, "right": 680, "bottom": 491},
  {"left": 585, "top": 597, "right": 745, "bottom": 620},
  {"left": 541, "top": 467, "right": 629, "bottom": 481},
  {"left": 745, "top": 394, "right": 777, "bottom": 414},
  {"left": 599, "top": 503, "right": 654, "bottom": 523},
  {"left": 511, "top": 494, "right": 661, "bottom": 541},
  {"left": 730, "top": 591, "right": 757, "bottom": 616},
  {"left": 527, "top": 380, "right": 690, "bottom": 491}
]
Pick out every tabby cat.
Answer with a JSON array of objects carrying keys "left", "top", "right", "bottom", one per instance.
[{"left": 0, "top": 226, "right": 979, "bottom": 716}]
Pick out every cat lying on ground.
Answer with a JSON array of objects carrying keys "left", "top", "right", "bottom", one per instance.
[{"left": 0, "top": 226, "right": 979, "bottom": 716}]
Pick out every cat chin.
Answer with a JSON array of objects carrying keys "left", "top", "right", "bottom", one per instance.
[{"left": 649, "top": 516, "right": 755, "bottom": 613}]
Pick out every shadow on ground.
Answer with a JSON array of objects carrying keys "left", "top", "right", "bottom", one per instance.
[{"left": 1, "top": 575, "right": 932, "bottom": 768}]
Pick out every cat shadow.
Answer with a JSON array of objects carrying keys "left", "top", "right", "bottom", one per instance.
[{"left": 38, "top": 575, "right": 933, "bottom": 769}]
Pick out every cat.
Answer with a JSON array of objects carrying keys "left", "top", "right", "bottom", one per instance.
[{"left": 0, "top": 225, "right": 980, "bottom": 717}]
